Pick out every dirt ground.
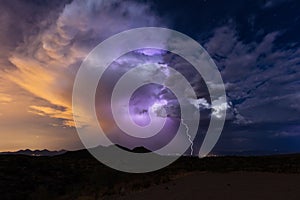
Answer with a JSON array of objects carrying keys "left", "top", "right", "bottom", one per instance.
[{"left": 106, "top": 172, "right": 300, "bottom": 200}]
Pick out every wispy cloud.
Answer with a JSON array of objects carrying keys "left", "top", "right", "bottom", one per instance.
[
  {"left": 205, "top": 23, "right": 300, "bottom": 125},
  {"left": 29, "top": 105, "right": 74, "bottom": 127},
  {"left": 0, "top": 93, "right": 12, "bottom": 104}
]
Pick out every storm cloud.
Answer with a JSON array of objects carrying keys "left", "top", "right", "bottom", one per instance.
[{"left": 0, "top": 0, "right": 299, "bottom": 154}]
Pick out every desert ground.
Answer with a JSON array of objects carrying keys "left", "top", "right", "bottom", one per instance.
[
  {"left": 108, "top": 171, "right": 300, "bottom": 200},
  {"left": 1, "top": 150, "right": 300, "bottom": 200}
]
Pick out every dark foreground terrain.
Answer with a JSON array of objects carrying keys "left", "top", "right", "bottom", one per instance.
[
  {"left": 115, "top": 172, "right": 300, "bottom": 200},
  {"left": 1, "top": 149, "right": 300, "bottom": 200}
]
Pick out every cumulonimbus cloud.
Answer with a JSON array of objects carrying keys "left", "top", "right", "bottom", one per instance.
[{"left": 6, "top": 0, "right": 164, "bottom": 127}]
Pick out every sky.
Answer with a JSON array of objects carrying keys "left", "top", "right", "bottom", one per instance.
[{"left": 0, "top": 0, "right": 300, "bottom": 154}]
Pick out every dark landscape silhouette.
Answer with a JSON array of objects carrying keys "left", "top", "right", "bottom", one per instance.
[{"left": 1, "top": 146, "right": 300, "bottom": 200}]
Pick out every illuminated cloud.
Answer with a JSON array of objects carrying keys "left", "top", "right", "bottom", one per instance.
[
  {"left": 188, "top": 98, "right": 210, "bottom": 109},
  {"left": 29, "top": 105, "right": 74, "bottom": 127},
  {"left": 6, "top": 0, "right": 163, "bottom": 127},
  {"left": 0, "top": 93, "right": 12, "bottom": 104}
]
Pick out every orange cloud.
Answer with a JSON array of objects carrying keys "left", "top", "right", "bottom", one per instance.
[
  {"left": 0, "top": 93, "right": 12, "bottom": 104},
  {"left": 4, "top": 0, "right": 161, "bottom": 130},
  {"left": 29, "top": 105, "right": 74, "bottom": 127},
  {"left": 5, "top": 54, "right": 76, "bottom": 127}
]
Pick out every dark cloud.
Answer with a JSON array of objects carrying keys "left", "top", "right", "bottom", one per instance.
[
  {"left": 204, "top": 24, "right": 300, "bottom": 125},
  {"left": 262, "top": 0, "right": 290, "bottom": 9},
  {"left": 197, "top": 15, "right": 300, "bottom": 153},
  {"left": 0, "top": 0, "right": 68, "bottom": 69}
]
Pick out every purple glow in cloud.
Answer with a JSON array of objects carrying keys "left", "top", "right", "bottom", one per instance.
[
  {"left": 135, "top": 48, "right": 166, "bottom": 56},
  {"left": 95, "top": 50, "right": 185, "bottom": 148},
  {"left": 73, "top": 27, "right": 227, "bottom": 172},
  {"left": 129, "top": 84, "right": 167, "bottom": 127}
]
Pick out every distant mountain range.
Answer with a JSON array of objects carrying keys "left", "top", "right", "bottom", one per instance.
[
  {"left": 0, "top": 145, "right": 151, "bottom": 157},
  {"left": 0, "top": 149, "right": 67, "bottom": 156},
  {"left": 1, "top": 146, "right": 297, "bottom": 157}
]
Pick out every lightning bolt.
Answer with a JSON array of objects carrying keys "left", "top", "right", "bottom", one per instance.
[{"left": 181, "top": 119, "right": 193, "bottom": 156}]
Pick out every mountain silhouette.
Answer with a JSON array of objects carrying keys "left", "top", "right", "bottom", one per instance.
[
  {"left": 115, "top": 144, "right": 152, "bottom": 153},
  {"left": 0, "top": 149, "right": 66, "bottom": 156}
]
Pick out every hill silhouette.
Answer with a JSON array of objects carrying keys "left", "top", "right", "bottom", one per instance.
[
  {"left": 115, "top": 145, "right": 152, "bottom": 153},
  {"left": 1, "top": 147, "right": 300, "bottom": 200},
  {"left": 0, "top": 149, "right": 66, "bottom": 156}
]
